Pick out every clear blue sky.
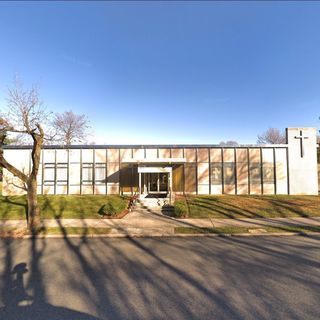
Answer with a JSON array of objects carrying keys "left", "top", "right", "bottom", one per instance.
[{"left": 0, "top": 1, "right": 319, "bottom": 144}]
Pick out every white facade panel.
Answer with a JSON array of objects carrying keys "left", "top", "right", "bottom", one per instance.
[
  {"left": 95, "top": 185, "right": 106, "bottom": 195},
  {"left": 69, "top": 149, "right": 81, "bottom": 162},
  {"left": 69, "top": 186, "right": 81, "bottom": 195},
  {"left": 43, "top": 149, "right": 55, "bottom": 163},
  {"left": 275, "top": 148, "right": 288, "bottom": 194},
  {"left": 95, "top": 149, "right": 106, "bottom": 163},
  {"left": 198, "top": 184, "right": 209, "bottom": 194},
  {"left": 82, "top": 149, "right": 93, "bottom": 163},
  {"left": 56, "top": 185, "right": 68, "bottom": 195},
  {"left": 56, "top": 150, "right": 68, "bottom": 162},
  {"left": 287, "top": 128, "right": 318, "bottom": 195},
  {"left": 145, "top": 149, "right": 158, "bottom": 159},
  {"left": 69, "top": 163, "right": 81, "bottom": 185},
  {"left": 211, "top": 185, "right": 222, "bottom": 194}
]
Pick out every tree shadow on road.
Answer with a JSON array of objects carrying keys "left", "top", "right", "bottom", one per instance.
[
  {"left": 0, "top": 237, "right": 102, "bottom": 320},
  {"left": 1, "top": 210, "right": 320, "bottom": 320}
]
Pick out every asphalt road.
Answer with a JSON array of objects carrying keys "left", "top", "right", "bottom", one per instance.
[{"left": 0, "top": 235, "right": 319, "bottom": 320}]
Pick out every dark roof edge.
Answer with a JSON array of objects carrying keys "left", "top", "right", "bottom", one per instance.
[{"left": 2, "top": 143, "right": 289, "bottom": 149}]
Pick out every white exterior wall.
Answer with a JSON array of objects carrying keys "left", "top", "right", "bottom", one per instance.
[
  {"left": 262, "top": 148, "right": 275, "bottom": 195},
  {"left": 1, "top": 127, "right": 318, "bottom": 196},
  {"left": 3, "top": 149, "right": 30, "bottom": 195},
  {"left": 275, "top": 148, "right": 288, "bottom": 194},
  {"left": 287, "top": 127, "right": 318, "bottom": 195}
]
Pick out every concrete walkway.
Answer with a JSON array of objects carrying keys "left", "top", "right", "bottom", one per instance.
[{"left": 1, "top": 202, "right": 320, "bottom": 236}]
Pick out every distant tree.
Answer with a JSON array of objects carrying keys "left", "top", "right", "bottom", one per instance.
[
  {"left": 257, "top": 128, "right": 286, "bottom": 144},
  {"left": 52, "top": 110, "right": 91, "bottom": 145},
  {"left": 219, "top": 140, "right": 239, "bottom": 147},
  {"left": 0, "top": 80, "right": 50, "bottom": 233}
]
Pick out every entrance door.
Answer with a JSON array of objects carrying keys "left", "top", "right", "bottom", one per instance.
[
  {"left": 147, "top": 173, "right": 168, "bottom": 193},
  {"left": 159, "top": 173, "right": 168, "bottom": 192},
  {"left": 149, "top": 173, "right": 158, "bottom": 192}
]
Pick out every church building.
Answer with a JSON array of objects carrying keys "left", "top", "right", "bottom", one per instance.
[{"left": 2, "top": 127, "right": 319, "bottom": 197}]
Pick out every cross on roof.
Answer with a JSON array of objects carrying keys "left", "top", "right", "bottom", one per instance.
[{"left": 294, "top": 130, "right": 309, "bottom": 158}]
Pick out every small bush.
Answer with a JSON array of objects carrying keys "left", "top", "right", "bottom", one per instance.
[
  {"left": 173, "top": 200, "right": 188, "bottom": 218},
  {"left": 98, "top": 196, "right": 127, "bottom": 217}
]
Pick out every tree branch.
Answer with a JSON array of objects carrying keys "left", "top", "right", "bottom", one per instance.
[{"left": 0, "top": 151, "right": 28, "bottom": 183}]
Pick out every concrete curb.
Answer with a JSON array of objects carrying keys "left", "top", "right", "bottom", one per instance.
[{"left": 1, "top": 231, "right": 319, "bottom": 240}]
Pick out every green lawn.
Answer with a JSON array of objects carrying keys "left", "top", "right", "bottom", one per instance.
[
  {"left": 175, "top": 225, "right": 320, "bottom": 235},
  {"left": 0, "top": 195, "right": 128, "bottom": 220},
  {"left": 175, "top": 195, "right": 320, "bottom": 219}
]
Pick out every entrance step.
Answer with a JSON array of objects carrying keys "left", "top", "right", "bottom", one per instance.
[
  {"left": 139, "top": 198, "right": 170, "bottom": 208},
  {"left": 136, "top": 202, "right": 163, "bottom": 215},
  {"left": 135, "top": 199, "right": 175, "bottom": 217}
]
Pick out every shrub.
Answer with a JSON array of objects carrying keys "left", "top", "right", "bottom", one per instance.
[
  {"left": 98, "top": 196, "right": 127, "bottom": 217},
  {"left": 173, "top": 200, "right": 188, "bottom": 218}
]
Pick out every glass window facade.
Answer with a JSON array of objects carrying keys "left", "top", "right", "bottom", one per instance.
[
  {"left": 223, "top": 163, "right": 235, "bottom": 185},
  {"left": 56, "top": 163, "right": 68, "bottom": 185},
  {"left": 263, "top": 163, "right": 274, "bottom": 184},
  {"left": 82, "top": 163, "right": 93, "bottom": 185},
  {"left": 18, "top": 146, "right": 286, "bottom": 196},
  {"left": 95, "top": 163, "right": 106, "bottom": 184},
  {"left": 44, "top": 163, "right": 55, "bottom": 186},
  {"left": 211, "top": 163, "right": 222, "bottom": 185},
  {"left": 250, "top": 163, "right": 261, "bottom": 185}
]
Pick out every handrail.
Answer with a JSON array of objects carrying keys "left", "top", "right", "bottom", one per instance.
[{"left": 128, "top": 187, "right": 139, "bottom": 212}]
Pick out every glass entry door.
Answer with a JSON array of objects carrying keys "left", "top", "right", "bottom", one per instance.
[
  {"left": 149, "top": 173, "right": 158, "bottom": 192},
  {"left": 159, "top": 173, "right": 168, "bottom": 192},
  {"left": 147, "top": 173, "right": 168, "bottom": 193}
]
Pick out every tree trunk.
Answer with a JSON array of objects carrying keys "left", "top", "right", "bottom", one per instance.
[
  {"left": 27, "top": 178, "right": 42, "bottom": 234},
  {"left": 1, "top": 123, "right": 44, "bottom": 234}
]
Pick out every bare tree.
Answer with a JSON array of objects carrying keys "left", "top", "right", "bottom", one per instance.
[
  {"left": 257, "top": 128, "right": 286, "bottom": 144},
  {"left": 0, "top": 80, "right": 49, "bottom": 233},
  {"left": 52, "top": 110, "right": 90, "bottom": 145}
]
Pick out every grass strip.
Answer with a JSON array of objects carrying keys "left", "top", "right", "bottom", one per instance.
[
  {"left": 175, "top": 225, "right": 320, "bottom": 235},
  {"left": 44, "top": 227, "right": 112, "bottom": 235},
  {"left": 0, "top": 226, "right": 112, "bottom": 237}
]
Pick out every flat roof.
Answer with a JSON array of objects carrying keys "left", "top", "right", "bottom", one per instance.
[{"left": 2, "top": 143, "right": 289, "bottom": 149}]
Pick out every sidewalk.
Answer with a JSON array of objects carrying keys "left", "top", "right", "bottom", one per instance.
[{"left": 1, "top": 205, "right": 320, "bottom": 236}]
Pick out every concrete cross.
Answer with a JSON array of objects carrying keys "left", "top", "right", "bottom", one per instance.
[{"left": 294, "top": 130, "right": 309, "bottom": 158}]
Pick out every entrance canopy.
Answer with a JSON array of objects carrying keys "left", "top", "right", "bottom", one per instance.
[
  {"left": 137, "top": 166, "right": 173, "bottom": 198},
  {"left": 138, "top": 166, "right": 172, "bottom": 173},
  {"left": 122, "top": 157, "right": 186, "bottom": 164}
]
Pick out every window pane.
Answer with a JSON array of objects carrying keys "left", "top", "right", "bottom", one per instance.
[
  {"left": 56, "top": 163, "right": 68, "bottom": 185},
  {"left": 82, "top": 163, "right": 93, "bottom": 184},
  {"left": 211, "top": 163, "right": 222, "bottom": 185},
  {"left": 263, "top": 163, "right": 274, "bottom": 184},
  {"left": 250, "top": 163, "right": 261, "bottom": 184},
  {"left": 95, "top": 163, "right": 106, "bottom": 184},
  {"left": 44, "top": 163, "right": 55, "bottom": 185},
  {"left": 223, "top": 163, "right": 235, "bottom": 185}
]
